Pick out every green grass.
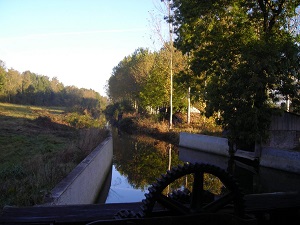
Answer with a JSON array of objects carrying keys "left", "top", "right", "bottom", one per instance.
[
  {"left": 0, "top": 102, "right": 109, "bottom": 210},
  {"left": 0, "top": 103, "right": 74, "bottom": 169},
  {"left": 0, "top": 102, "right": 65, "bottom": 119}
]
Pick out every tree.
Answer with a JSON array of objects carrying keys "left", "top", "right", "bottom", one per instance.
[
  {"left": 171, "top": 0, "right": 300, "bottom": 148},
  {"left": 0, "top": 60, "right": 6, "bottom": 94},
  {"left": 139, "top": 49, "right": 171, "bottom": 111},
  {"left": 126, "top": 48, "right": 156, "bottom": 111},
  {"left": 0, "top": 60, "right": 106, "bottom": 114},
  {"left": 107, "top": 48, "right": 155, "bottom": 109},
  {"left": 107, "top": 56, "right": 135, "bottom": 102},
  {"left": 141, "top": 47, "right": 187, "bottom": 114},
  {"left": 4, "top": 69, "right": 22, "bottom": 102}
]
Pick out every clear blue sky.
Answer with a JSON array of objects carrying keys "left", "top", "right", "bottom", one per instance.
[{"left": 0, "top": 0, "right": 165, "bottom": 96}]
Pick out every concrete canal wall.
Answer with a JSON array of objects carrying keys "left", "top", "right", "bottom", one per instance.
[
  {"left": 179, "top": 146, "right": 229, "bottom": 171},
  {"left": 179, "top": 132, "right": 300, "bottom": 174},
  {"left": 44, "top": 136, "right": 113, "bottom": 205},
  {"left": 179, "top": 132, "right": 229, "bottom": 157},
  {"left": 260, "top": 147, "right": 300, "bottom": 174}
]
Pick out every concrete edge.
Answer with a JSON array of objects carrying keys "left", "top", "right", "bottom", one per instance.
[
  {"left": 179, "top": 132, "right": 300, "bottom": 174},
  {"left": 43, "top": 136, "right": 113, "bottom": 205},
  {"left": 260, "top": 147, "right": 300, "bottom": 174},
  {"left": 179, "top": 132, "right": 229, "bottom": 157}
]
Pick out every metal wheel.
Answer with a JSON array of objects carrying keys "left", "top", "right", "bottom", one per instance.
[{"left": 140, "top": 163, "right": 245, "bottom": 218}]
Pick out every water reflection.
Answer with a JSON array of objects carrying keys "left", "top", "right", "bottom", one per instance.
[
  {"left": 101, "top": 129, "right": 180, "bottom": 203},
  {"left": 179, "top": 147, "right": 300, "bottom": 194},
  {"left": 105, "top": 165, "right": 147, "bottom": 203},
  {"left": 101, "top": 129, "right": 300, "bottom": 203},
  {"left": 96, "top": 165, "right": 112, "bottom": 203},
  {"left": 113, "top": 130, "right": 180, "bottom": 188}
]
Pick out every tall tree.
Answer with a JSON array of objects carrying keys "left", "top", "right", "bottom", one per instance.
[
  {"left": 107, "top": 46, "right": 187, "bottom": 115},
  {"left": 107, "top": 48, "right": 155, "bottom": 107},
  {"left": 172, "top": 0, "right": 300, "bottom": 148},
  {"left": 0, "top": 60, "right": 6, "bottom": 94},
  {"left": 4, "top": 69, "right": 22, "bottom": 102},
  {"left": 107, "top": 56, "right": 135, "bottom": 102}
]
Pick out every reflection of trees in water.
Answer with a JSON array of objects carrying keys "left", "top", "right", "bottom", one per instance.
[
  {"left": 112, "top": 129, "right": 181, "bottom": 190},
  {"left": 112, "top": 128, "right": 225, "bottom": 195},
  {"left": 162, "top": 173, "right": 224, "bottom": 196}
]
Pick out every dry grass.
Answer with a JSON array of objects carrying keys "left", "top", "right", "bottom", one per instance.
[
  {"left": 118, "top": 112, "right": 222, "bottom": 145},
  {"left": 174, "top": 113, "right": 223, "bottom": 136}
]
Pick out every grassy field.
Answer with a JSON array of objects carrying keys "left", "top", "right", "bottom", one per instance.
[{"left": 0, "top": 102, "right": 108, "bottom": 210}]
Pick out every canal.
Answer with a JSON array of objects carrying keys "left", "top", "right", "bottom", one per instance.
[{"left": 97, "top": 128, "right": 300, "bottom": 204}]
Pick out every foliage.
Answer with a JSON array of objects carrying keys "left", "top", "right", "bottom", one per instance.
[
  {"left": 106, "top": 46, "right": 188, "bottom": 115},
  {"left": 107, "top": 48, "right": 155, "bottom": 102},
  {"left": 140, "top": 45, "right": 188, "bottom": 112},
  {"left": 65, "top": 112, "right": 103, "bottom": 128},
  {"left": 103, "top": 100, "right": 135, "bottom": 122},
  {"left": 171, "top": 0, "right": 300, "bottom": 147},
  {"left": 118, "top": 117, "right": 137, "bottom": 134},
  {"left": 0, "top": 63, "right": 108, "bottom": 118},
  {"left": 0, "top": 60, "right": 5, "bottom": 93}
]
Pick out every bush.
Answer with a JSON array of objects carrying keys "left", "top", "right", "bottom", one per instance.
[{"left": 118, "top": 117, "right": 137, "bottom": 134}]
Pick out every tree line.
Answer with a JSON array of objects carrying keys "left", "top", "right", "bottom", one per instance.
[
  {"left": 106, "top": 47, "right": 190, "bottom": 113},
  {"left": 106, "top": 0, "right": 300, "bottom": 150},
  {"left": 0, "top": 60, "right": 107, "bottom": 118}
]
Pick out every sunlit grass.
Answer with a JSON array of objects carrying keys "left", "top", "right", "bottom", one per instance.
[
  {"left": 0, "top": 102, "right": 65, "bottom": 119},
  {"left": 0, "top": 102, "right": 109, "bottom": 210}
]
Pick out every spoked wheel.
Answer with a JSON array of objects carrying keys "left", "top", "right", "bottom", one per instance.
[{"left": 140, "top": 163, "right": 245, "bottom": 218}]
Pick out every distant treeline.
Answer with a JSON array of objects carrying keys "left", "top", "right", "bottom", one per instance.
[{"left": 0, "top": 60, "right": 107, "bottom": 117}]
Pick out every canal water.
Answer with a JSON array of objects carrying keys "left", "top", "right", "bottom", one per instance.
[{"left": 97, "top": 128, "right": 300, "bottom": 204}]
